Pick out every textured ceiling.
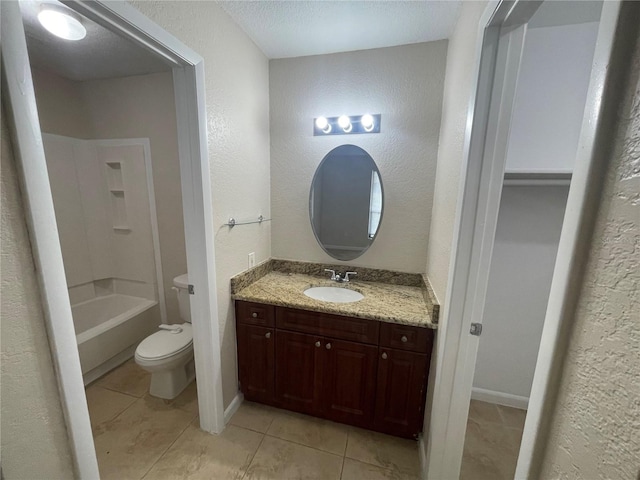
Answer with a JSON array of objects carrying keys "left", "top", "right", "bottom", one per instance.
[
  {"left": 20, "top": 0, "right": 170, "bottom": 81},
  {"left": 218, "top": 1, "right": 462, "bottom": 59}
]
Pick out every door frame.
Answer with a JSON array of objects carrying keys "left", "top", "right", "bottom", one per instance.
[
  {"left": 1, "top": 1, "right": 225, "bottom": 478},
  {"left": 425, "top": 1, "right": 623, "bottom": 478}
]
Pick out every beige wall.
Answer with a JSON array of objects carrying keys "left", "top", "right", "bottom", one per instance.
[
  {"left": 129, "top": 0, "right": 271, "bottom": 408},
  {"left": 270, "top": 42, "right": 447, "bottom": 273},
  {"left": 1, "top": 103, "right": 76, "bottom": 479},
  {"left": 79, "top": 72, "right": 186, "bottom": 322},
  {"left": 425, "top": 1, "right": 488, "bottom": 302},
  {"left": 31, "top": 67, "right": 92, "bottom": 139},
  {"left": 540, "top": 24, "right": 640, "bottom": 479}
]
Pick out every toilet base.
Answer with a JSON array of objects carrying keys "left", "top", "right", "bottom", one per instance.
[{"left": 148, "top": 357, "right": 196, "bottom": 400}]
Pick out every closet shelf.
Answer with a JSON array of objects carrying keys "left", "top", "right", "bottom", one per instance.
[{"left": 504, "top": 171, "right": 572, "bottom": 186}]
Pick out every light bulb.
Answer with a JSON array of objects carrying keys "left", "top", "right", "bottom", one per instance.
[
  {"left": 361, "top": 114, "right": 375, "bottom": 132},
  {"left": 315, "top": 116, "right": 331, "bottom": 133},
  {"left": 38, "top": 4, "right": 87, "bottom": 41},
  {"left": 338, "top": 115, "right": 352, "bottom": 133}
]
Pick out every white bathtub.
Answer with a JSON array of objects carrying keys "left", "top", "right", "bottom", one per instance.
[{"left": 73, "top": 294, "right": 159, "bottom": 384}]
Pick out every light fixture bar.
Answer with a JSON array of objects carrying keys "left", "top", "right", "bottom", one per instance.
[{"left": 313, "top": 114, "right": 381, "bottom": 136}]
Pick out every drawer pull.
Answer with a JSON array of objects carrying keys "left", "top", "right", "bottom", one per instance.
[
  {"left": 252, "top": 312, "right": 258, "bottom": 318},
  {"left": 381, "top": 352, "right": 388, "bottom": 360},
  {"left": 265, "top": 332, "right": 271, "bottom": 339},
  {"left": 326, "top": 343, "right": 332, "bottom": 350},
  {"left": 315, "top": 341, "right": 321, "bottom": 347},
  {"left": 401, "top": 335, "right": 408, "bottom": 343}
]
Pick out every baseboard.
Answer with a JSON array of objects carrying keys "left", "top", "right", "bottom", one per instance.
[
  {"left": 224, "top": 392, "right": 244, "bottom": 424},
  {"left": 83, "top": 345, "right": 136, "bottom": 386},
  {"left": 418, "top": 435, "right": 428, "bottom": 480},
  {"left": 472, "top": 387, "right": 529, "bottom": 410}
]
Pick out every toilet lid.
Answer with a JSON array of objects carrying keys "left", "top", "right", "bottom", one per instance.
[{"left": 136, "top": 323, "right": 193, "bottom": 360}]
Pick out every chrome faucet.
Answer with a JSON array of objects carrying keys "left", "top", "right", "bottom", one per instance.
[
  {"left": 324, "top": 269, "right": 358, "bottom": 283},
  {"left": 343, "top": 272, "right": 358, "bottom": 282}
]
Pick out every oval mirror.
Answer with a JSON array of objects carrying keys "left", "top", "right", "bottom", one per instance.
[{"left": 309, "top": 144, "right": 384, "bottom": 261}]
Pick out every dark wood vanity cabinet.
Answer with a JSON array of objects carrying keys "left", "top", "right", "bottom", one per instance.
[{"left": 235, "top": 301, "right": 433, "bottom": 438}]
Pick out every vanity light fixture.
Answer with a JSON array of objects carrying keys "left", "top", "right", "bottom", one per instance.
[
  {"left": 338, "top": 115, "right": 352, "bottom": 133},
  {"left": 361, "top": 114, "right": 375, "bottom": 132},
  {"left": 313, "top": 114, "right": 381, "bottom": 136},
  {"left": 315, "top": 116, "right": 332, "bottom": 134},
  {"left": 38, "top": 3, "right": 87, "bottom": 41}
]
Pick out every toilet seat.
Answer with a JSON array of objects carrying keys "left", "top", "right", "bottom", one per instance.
[{"left": 135, "top": 323, "right": 193, "bottom": 361}]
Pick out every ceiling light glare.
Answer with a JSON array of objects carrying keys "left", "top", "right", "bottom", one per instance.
[
  {"left": 38, "top": 4, "right": 87, "bottom": 41},
  {"left": 361, "top": 114, "right": 375, "bottom": 132},
  {"left": 315, "top": 116, "right": 331, "bottom": 134},
  {"left": 338, "top": 115, "right": 352, "bottom": 133}
]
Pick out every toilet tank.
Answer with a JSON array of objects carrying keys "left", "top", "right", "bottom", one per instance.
[{"left": 173, "top": 274, "right": 191, "bottom": 322}]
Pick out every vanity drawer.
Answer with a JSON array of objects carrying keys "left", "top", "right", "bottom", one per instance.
[
  {"left": 276, "top": 307, "right": 379, "bottom": 345},
  {"left": 379, "top": 322, "right": 432, "bottom": 354},
  {"left": 236, "top": 301, "right": 275, "bottom": 327}
]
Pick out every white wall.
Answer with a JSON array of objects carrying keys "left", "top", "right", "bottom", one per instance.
[
  {"left": 270, "top": 42, "right": 447, "bottom": 273},
  {"left": 505, "top": 22, "right": 600, "bottom": 173},
  {"left": 473, "top": 186, "right": 569, "bottom": 402},
  {"left": 42, "top": 135, "right": 159, "bottom": 309},
  {"left": 129, "top": 1, "right": 271, "bottom": 408},
  {"left": 1, "top": 102, "right": 76, "bottom": 479}
]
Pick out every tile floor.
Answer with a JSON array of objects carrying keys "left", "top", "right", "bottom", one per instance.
[
  {"left": 86, "top": 359, "right": 421, "bottom": 480},
  {"left": 460, "top": 399, "right": 527, "bottom": 480}
]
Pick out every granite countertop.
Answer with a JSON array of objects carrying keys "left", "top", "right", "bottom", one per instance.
[{"left": 232, "top": 271, "right": 436, "bottom": 329}]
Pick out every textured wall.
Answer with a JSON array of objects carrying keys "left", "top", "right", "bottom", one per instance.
[
  {"left": 270, "top": 42, "right": 447, "bottom": 273},
  {"left": 425, "top": 1, "right": 488, "bottom": 301},
  {"left": 129, "top": 1, "right": 271, "bottom": 408},
  {"left": 540, "top": 27, "right": 640, "bottom": 480},
  {"left": 1, "top": 103, "right": 76, "bottom": 478}
]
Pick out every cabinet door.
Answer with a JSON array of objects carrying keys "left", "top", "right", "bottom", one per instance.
[
  {"left": 374, "top": 347, "right": 428, "bottom": 438},
  {"left": 323, "top": 338, "right": 378, "bottom": 427},
  {"left": 237, "top": 324, "right": 275, "bottom": 404},
  {"left": 275, "top": 330, "right": 324, "bottom": 415}
]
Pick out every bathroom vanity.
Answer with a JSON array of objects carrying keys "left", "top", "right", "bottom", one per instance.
[{"left": 232, "top": 261, "right": 438, "bottom": 439}]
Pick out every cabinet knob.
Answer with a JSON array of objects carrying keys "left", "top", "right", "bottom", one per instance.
[
  {"left": 265, "top": 332, "right": 271, "bottom": 339},
  {"left": 315, "top": 341, "right": 321, "bottom": 347},
  {"left": 382, "top": 352, "right": 388, "bottom": 360},
  {"left": 401, "top": 335, "right": 408, "bottom": 343},
  {"left": 325, "top": 343, "right": 332, "bottom": 350},
  {"left": 252, "top": 312, "right": 258, "bottom": 318}
]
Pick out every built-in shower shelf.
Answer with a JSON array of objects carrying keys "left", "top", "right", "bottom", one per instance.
[{"left": 106, "top": 161, "right": 129, "bottom": 229}]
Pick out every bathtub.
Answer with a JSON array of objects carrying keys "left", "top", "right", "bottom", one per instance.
[{"left": 73, "top": 294, "right": 159, "bottom": 384}]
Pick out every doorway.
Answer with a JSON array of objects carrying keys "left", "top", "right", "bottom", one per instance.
[
  {"left": 461, "top": 3, "right": 601, "bottom": 477},
  {"left": 425, "top": 0, "right": 624, "bottom": 478},
  {"left": 2, "top": 1, "right": 225, "bottom": 476}
]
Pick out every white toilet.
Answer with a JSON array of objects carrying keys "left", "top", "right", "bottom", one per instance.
[{"left": 135, "top": 274, "right": 195, "bottom": 399}]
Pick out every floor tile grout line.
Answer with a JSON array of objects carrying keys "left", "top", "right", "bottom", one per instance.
[
  {"left": 240, "top": 431, "right": 267, "bottom": 480},
  {"left": 138, "top": 415, "right": 194, "bottom": 480},
  {"left": 90, "top": 394, "right": 141, "bottom": 433},
  {"left": 262, "top": 431, "right": 347, "bottom": 458},
  {"left": 95, "top": 383, "right": 145, "bottom": 399},
  {"left": 339, "top": 455, "right": 346, "bottom": 479}
]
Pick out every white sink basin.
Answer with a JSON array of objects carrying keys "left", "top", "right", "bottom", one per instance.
[{"left": 304, "top": 286, "right": 364, "bottom": 303}]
